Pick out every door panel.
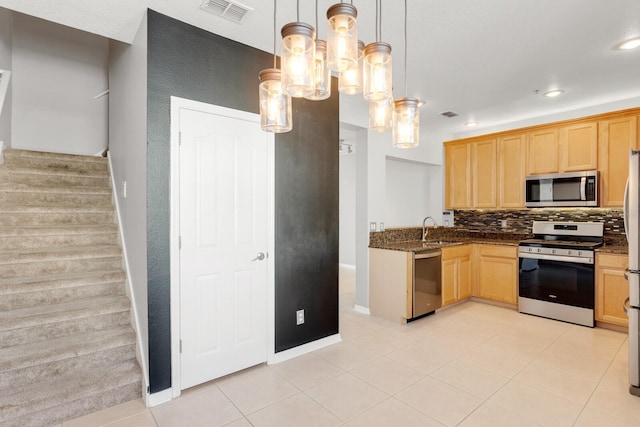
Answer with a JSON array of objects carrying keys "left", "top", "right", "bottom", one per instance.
[{"left": 179, "top": 106, "right": 269, "bottom": 390}]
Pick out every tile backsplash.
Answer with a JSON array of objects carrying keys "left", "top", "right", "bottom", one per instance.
[{"left": 453, "top": 208, "right": 625, "bottom": 235}]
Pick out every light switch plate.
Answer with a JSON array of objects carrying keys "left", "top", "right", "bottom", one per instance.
[{"left": 370, "top": 222, "right": 377, "bottom": 232}]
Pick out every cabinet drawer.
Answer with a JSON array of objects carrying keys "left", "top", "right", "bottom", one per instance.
[
  {"left": 597, "top": 253, "right": 628, "bottom": 269},
  {"left": 442, "top": 244, "right": 471, "bottom": 260},
  {"left": 476, "top": 244, "right": 517, "bottom": 258}
]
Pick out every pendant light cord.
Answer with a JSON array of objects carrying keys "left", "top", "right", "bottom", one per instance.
[
  {"left": 296, "top": 0, "right": 300, "bottom": 22},
  {"left": 404, "top": 0, "right": 407, "bottom": 96},
  {"left": 375, "top": 0, "right": 380, "bottom": 42},
  {"left": 315, "top": 0, "right": 318, "bottom": 39},
  {"left": 273, "top": 0, "right": 277, "bottom": 68}
]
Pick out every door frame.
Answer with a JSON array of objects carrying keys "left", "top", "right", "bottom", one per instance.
[{"left": 169, "top": 96, "right": 275, "bottom": 399}]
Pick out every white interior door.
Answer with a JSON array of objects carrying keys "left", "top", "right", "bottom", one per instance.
[{"left": 178, "top": 103, "right": 270, "bottom": 390}]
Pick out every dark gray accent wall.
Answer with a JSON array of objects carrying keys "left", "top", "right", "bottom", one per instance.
[{"left": 147, "top": 10, "right": 339, "bottom": 393}]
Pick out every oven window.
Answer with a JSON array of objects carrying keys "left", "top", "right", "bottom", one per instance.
[{"left": 519, "top": 257, "right": 594, "bottom": 308}]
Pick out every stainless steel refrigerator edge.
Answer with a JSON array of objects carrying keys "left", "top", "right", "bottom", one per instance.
[{"left": 624, "top": 149, "right": 640, "bottom": 397}]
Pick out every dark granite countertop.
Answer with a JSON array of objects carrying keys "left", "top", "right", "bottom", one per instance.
[
  {"left": 370, "top": 237, "right": 521, "bottom": 252},
  {"left": 596, "top": 245, "right": 629, "bottom": 255}
]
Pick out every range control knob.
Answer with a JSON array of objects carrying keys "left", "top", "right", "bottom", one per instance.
[
  {"left": 552, "top": 249, "right": 556, "bottom": 254},
  {"left": 568, "top": 250, "right": 572, "bottom": 256},
  {"left": 537, "top": 248, "right": 542, "bottom": 253}
]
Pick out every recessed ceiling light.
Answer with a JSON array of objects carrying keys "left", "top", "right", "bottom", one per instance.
[
  {"left": 543, "top": 89, "right": 565, "bottom": 98},
  {"left": 617, "top": 37, "right": 640, "bottom": 50},
  {"left": 465, "top": 121, "right": 478, "bottom": 127}
]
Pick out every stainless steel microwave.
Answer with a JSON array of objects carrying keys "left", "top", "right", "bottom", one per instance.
[{"left": 525, "top": 170, "right": 599, "bottom": 207}]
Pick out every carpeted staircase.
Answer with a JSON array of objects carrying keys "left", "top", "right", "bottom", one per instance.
[{"left": 0, "top": 149, "right": 142, "bottom": 426}]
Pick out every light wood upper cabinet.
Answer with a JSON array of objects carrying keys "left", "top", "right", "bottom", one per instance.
[
  {"left": 527, "top": 127, "right": 559, "bottom": 174},
  {"left": 598, "top": 115, "right": 638, "bottom": 207},
  {"left": 441, "top": 245, "right": 472, "bottom": 306},
  {"left": 498, "top": 134, "right": 526, "bottom": 208},
  {"left": 473, "top": 138, "right": 497, "bottom": 208},
  {"left": 476, "top": 245, "right": 518, "bottom": 305},
  {"left": 596, "top": 253, "right": 629, "bottom": 327},
  {"left": 560, "top": 122, "right": 598, "bottom": 172},
  {"left": 445, "top": 142, "right": 472, "bottom": 209}
]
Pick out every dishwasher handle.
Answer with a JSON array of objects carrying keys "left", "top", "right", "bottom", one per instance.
[{"left": 414, "top": 251, "right": 442, "bottom": 260}]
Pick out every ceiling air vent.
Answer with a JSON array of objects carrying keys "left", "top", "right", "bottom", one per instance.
[
  {"left": 440, "top": 111, "right": 459, "bottom": 118},
  {"left": 200, "top": 0, "right": 253, "bottom": 24}
]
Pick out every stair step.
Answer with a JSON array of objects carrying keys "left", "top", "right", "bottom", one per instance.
[
  {"left": 0, "top": 190, "right": 113, "bottom": 206},
  {"left": 0, "top": 359, "right": 141, "bottom": 426},
  {"left": 0, "top": 204, "right": 114, "bottom": 214},
  {"left": 1, "top": 164, "right": 108, "bottom": 178},
  {"left": 0, "top": 295, "right": 131, "bottom": 346},
  {"left": 0, "top": 325, "right": 136, "bottom": 375},
  {"left": 0, "top": 294, "right": 130, "bottom": 332},
  {"left": 0, "top": 269, "right": 125, "bottom": 291},
  {"left": 0, "top": 246, "right": 122, "bottom": 278},
  {"left": 0, "top": 211, "right": 115, "bottom": 227},
  {"left": 0, "top": 182, "right": 111, "bottom": 195},
  {"left": 0, "top": 169, "right": 110, "bottom": 188},
  {"left": 0, "top": 343, "right": 135, "bottom": 393},
  {"left": 3, "top": 149, "right": 108, "bottom": 164},
  {"left": 2, "top": 151, "right": 108, "bottom": 174},
  {"left": 0, "top": 227, "right": 119, "bottom": 250}
]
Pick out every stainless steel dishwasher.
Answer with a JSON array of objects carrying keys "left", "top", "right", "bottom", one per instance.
[{"left": 412, "top": 251, "right": 442, "bottom": 319}]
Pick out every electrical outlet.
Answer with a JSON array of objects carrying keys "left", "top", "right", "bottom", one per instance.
[
  {"left": 296, "top": 309, "right": 305, "bottom": 325},
  {"left": 122, "top": 181, "right": 127, "bottom": 199},
  {"left": 380, "top": 222, "right": 385, "bottom": 231},
  {"left": 501, "top": 219, "right": 508, "bottom": 228},
  {"left": 370, "top": 222, "right": 377, "bottom": 232}
]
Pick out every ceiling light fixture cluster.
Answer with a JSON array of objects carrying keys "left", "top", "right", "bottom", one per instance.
[{"left": 259, "top": 0, "right": 424, "bottom": 148}]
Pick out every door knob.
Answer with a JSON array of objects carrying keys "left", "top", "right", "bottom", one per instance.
[{"left": 251, "top": 252, "right": 266, "bottom": 262}]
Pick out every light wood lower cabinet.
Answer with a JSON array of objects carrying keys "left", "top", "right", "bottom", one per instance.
[
  {"left": 475, "top": 245, "right": 518, "bottom": 305},
  {"left": 442, "top": 245, "right": 472, "bottom": 306},
  {"left": 596, "top": 253, "right": 629, "bottom": 327},
  {"left": 369, "top": 248, "right": 413, "bottom": 323}
]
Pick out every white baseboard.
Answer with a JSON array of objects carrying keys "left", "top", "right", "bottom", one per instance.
[
  {"left": 268, "top": 334, "right": 342, "bottom": 365},
  {"left": 354, "top": 305, "right": 370, "bottom": 315},
  {"left": 147, "top": 388, "right": 173, "bottom": 407},
  {"left": 339, "top": 263, "right": 356, "bottom": 270}
]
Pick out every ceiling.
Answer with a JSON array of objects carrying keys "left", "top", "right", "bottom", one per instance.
[{"left": 1, "top": 0, "right": 639, "bottom": 136}]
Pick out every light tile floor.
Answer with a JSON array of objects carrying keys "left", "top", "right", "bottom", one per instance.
[{"left": 62, "top": 267, "right": 640, "bottom": 426}]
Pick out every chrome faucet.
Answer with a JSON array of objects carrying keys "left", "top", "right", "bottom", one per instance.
[{"left": 421, "top": 216, "right": 438, "bottom": 242}]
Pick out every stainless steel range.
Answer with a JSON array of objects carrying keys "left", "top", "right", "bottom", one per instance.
[{"left": 518, "top": 221, "right": 604, "bottom": 327}]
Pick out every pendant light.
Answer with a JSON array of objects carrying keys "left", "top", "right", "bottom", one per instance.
[
  {"left": 281, "top": 0, "right": 316, "bottom": 98},
  {"left": 369, "top": 99, "right": 393, "bottom": 132},
  {"left": 326, "top": 2, "right": 358, "bottom": 72},
  {"left": 259, "top": 0, "right": 292, "bottom": 133},
  {"left": 306, "top": 0, "right": 331, "bottom": 101},
  {"left": 392, "top": 0, "right": 423, "bottom": 148},
  {"left": 339, "top": 40, "right": 365, "bottom": 95},
  {"left": 363, "top": 0, "right": 392, "bottom": 101}
]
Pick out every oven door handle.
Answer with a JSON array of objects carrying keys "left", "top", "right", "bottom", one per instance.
[
  {"left": 518, "top": 252, "right": 594, "bottom": 265},
  {"left": 624, "top": 297, "right": 631, "bottom": 315}
]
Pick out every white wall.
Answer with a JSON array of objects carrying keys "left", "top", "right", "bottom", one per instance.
[
  {"left": 0, "top": 9, "right": 12, "bottom": 147},
  {"left": 339, "top": 128, "right": 357, "bottom": 267},
  {"left": 385, "top": 157, "right": 430, "bottom": 227},
  {"left": 108, "top": 15, "right": 149, "bottom": 386},
  {"left": 11, "top": 13, "right": 108, "bottom": 155}
]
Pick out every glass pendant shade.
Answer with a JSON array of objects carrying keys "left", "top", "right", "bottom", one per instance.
[
  {"left": 363, "top": 42, "right": 392, "bottom": 101},
  {"left": 369, "top": 99, "right": 393, "bottom": 132},
  {"left": 326, "top": 3, "right": 358, "bottom": 72},
  {"left": 258, "top": 68, "right": 292, "bottom": 133},
  {"left": 392, "top": 98, "right": 423, "bottom": 148},
  {"left": 339, "top": 40, "right": 365, "bottom": 95},
  {"left": 306, "top": 40, "right": 331, "bottom": 101},
  {"left": 281, "top": 22, "right": 316, "bottom": 98}
]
